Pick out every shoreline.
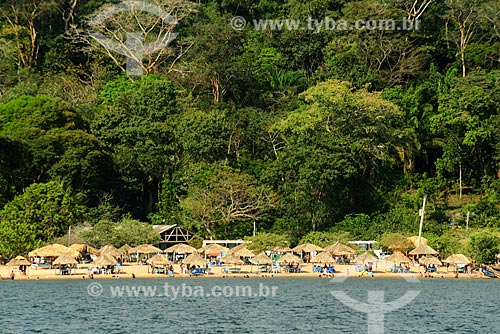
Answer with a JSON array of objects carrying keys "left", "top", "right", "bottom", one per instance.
[{"left": 0, "top": 262, "right": 492, "bottom": 281}]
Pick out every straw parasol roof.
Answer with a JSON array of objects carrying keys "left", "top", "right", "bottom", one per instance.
[
  {"left": 29, "top": 244, "right": 80, "bottom": 258},
  {"left": 166, "top": 243, "right": 197, "bottom": 254},
  {"left": 324, "top": 242, "right": 356, "bottom": 256},
  {"left": 147, "top": 254, "right": 171, "bottom": 266},
  {"left": 443, "top": 253, "right": 471, "bottom": 265},
  {"left": 386, "top": 251, "right": 411, "bottom": 264},
  {"left": 221, "top": 254, "right": 245, "bottom": 265},
  {"left": 69, "top": 243, "right": 98, "bottom": 255},
  {"left": 228, "top": 247, "right": 255, "bottom": 258},
  {"left": 354, "top": 252, "right": 378, "bottom": 264},
  {"left": 198, "top": 244, "right": 229, "bottom": 254},
  {"left": 182, "top": 252, "right": 206, "bottom": 267},
  {"left": 293, "top": 243, "right": 323, "bottom": 253},
  {"left": 311, "top": 251, "right": 335, "bottom": 264},
  {"left": 93, "top": 254, "right": 118, "bottom": 267},
  {"left": 99, "top": 245, "right": 122, "bottom": 258},
  {"left": 419, "top": 256, "right": 442, "bottom": 266},
  {"left": 407, "top": 236, "right": 428, "bottom": 247},
  {"left": 7, "top": 256, "right": 31, "bottom": 266},
  {"left": 252, "top": 252, "right": 273, "bottom": 265},
  {"left": 119, "top": 244, "right": 132, "bottom": 253},
  {"left": 129, "top": 244, "right": 162, "bottom": 254},
  {"left": 53, "top": 254, "right": 78, "bottom": 265},
  {"left": 277, "top": 253, "right": 302, "bottom": 264},
  {"left": 272, "top": 246, "right": 293, "bottom": 253},
  {"left": 409, "top": 243, "right": 438, "bottom": 256}
]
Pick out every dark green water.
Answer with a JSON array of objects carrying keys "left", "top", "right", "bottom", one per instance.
[{"left": 0, "top": 278, "right": 497, "bottom": 333}]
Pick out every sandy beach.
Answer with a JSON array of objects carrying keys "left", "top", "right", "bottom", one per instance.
[{"left": 0, "top": 260, "right": 488, "bottom": 281}]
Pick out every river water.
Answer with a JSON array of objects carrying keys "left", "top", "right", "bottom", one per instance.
[{"left": 0, "top": 277, "right": 497, "bottom": 333}]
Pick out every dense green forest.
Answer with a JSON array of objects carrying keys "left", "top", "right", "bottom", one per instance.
[{"left": 1, "top": 0, "right": 500, "bottom": 258}]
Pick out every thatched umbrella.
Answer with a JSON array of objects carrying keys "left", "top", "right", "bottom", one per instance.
[
  {"left": 293, "top": 243, "right": 323, "bottom": 253},
  {"left": 29, "top": 243, "right": 80, "bottom": 258},
  {"left": 53, "top": 254, "right": 78, "bottom": 265},
  {"left": 443, "top": 254, "right": 471, "bottom": 265},
  {"left": 182, "top": 252, "right": 206, "bottom": 267},
  {"left": 409, "top": 243, "right": 438, "bottom": 256},
  {"left": 252, "top": 252, "right": 273, "bottom": 265},
  {"left": 272, "top": 246, "right": 293, "bottom": 253},
  {"left": 99, "top": 245, "right": 122, "bottom": 258},
  {"left": 407, "top": 236, "right": 428, "bottom": 247},
  {"left": 198, "top": 243, "right": 228, "bottom": 255},
  {"left": 354, "top": 252, "right": 378, "bottom": 264},
  {"left": 277, "top": 253, "right": 302, "bottom": 264},
  {"left": 119, "top": 244, "right": 132, "bottom": 253},
  {"left": 310, "top": 251, "right": 335, "bottom": 264},
  {"left": 7, "top": 256, "right": 31, "bottom": 266},
  {"left": 129, "top": 244, "right": 162, "bottom": 254},
  {"left": 93, "top": 254, "right": 118, "bottom": 267},
  {"left": 69, "top": 243, "right": 98, "bottom": 255},
  {"left": 228, "top": 247, "right": 255, "bottom": 258},
  {"left": 419, "top": 256, "right": 442, "bottom": 266},
  {"left": 147, "top": 254, "right": 171, "bottom": 266},
  {"left": 386, "top": 251, "right": 411, "bottom": 264},
  {"left": 166, "top": 243, "right": 197, "bottom": 254},
  {"left": 221, "top": 254, "right": 245, "bottom": 265},
  {"left": 324, "top": 242, "right": 356, "bottom": 256}
]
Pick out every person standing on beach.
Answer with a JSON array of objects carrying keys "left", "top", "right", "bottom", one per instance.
[{"left": 10, "top": 271, "right": 15, "bottom": 280}]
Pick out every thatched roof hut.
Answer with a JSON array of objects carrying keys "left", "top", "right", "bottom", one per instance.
[
  {"left": 93, "top": 254, "right": 118, "bottom": 267},
  {"left": 277, "top": 253, "right": 302, "bottom": 264},
  {"left": 7, "top": 256, "right": 31, "bottom": 266},
  {"left": 147, "top": 254, "right": 171, "bottom": 266},
  {"left": 53, "top": 254, "right": 78, "bottom": 265},
  {"left": 220, "top": 254, "right": 245, "bottom": 265},
  {"left": 323, "top": 242, "right": 356, "bottom": 256},
  {"left": 99, "top": 245, "right": 122, "bottom": 258},
  {"left": 409, "top": 243, "right": 438, "bottom": 256},
  {"left": 166, "top": 243, "right": 197, "bottom": 254},
  {"left": 419, "top": 256, "right": 442, "bottom": 266},
  {"left": 228, "top": 247, "right": 255, "bottom": 258},
  {"left": 310, "top": 252, "right": 335, "bottom": 264},
  {"left": 292, "top": 243, "right": 323, "bottom": 253},
  {"left": 386, "top": 251, "right": 411, "bottom": 264},
  {"left": 182, "top": 252, "right": 206, "bottom": 267},
  {"left": 443, "top": 254, "right": 471, "bottom": 265},
  {"left": 354, "top": 252, "right": 378, "bottom": 264},
  {"left": 29, "top": 244, "right": 80, "bottom": 258},
  {"left": 129, "top": 244, "right": 162, "bottom": 254},
  {"left": 251, "top": 252, "right": 273, "bottom": 265}
]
